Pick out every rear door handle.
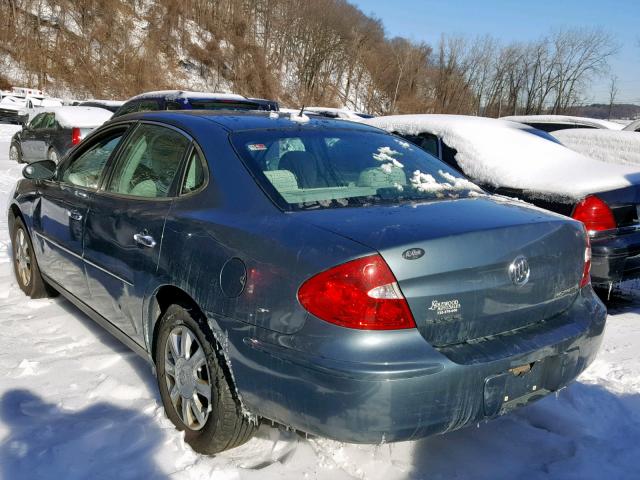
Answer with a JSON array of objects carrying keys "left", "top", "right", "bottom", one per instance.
[
  {"left": 67, "top": 209, "right": 83, "bottom": 221},
  {"left": 133, "top": 233, "right": 157, "bottom": 248}
]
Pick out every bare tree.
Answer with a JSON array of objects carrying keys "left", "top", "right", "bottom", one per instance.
[{"left": 608, "top": 75, "right": 618, "bottom": 120}]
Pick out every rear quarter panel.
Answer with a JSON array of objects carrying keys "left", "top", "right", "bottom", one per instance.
[{"left": 147, "top": 122, "right": 374, "bottom": 344}]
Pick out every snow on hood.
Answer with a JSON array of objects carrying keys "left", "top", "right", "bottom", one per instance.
[
  {"left": 553, "top": 129, "right": 640, "bottom": 167},
  {"left": 366, "top": 114, "right": 640, "bottom": 200},
  {"left": 45, "top": 106, "right": 113, "bottom": 128},
  {"left": 501, "top": 114, "right": 624, "bottom": 131}
]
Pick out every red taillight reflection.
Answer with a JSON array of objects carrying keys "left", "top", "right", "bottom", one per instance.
[
  {"left": 579, "top": 227, "right": 592, "bottom": 288},
  {"left": 71, "top": 127, "right": 82, "bottom": 145}
]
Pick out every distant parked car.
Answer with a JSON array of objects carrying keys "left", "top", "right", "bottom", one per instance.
[
  {"left": 9, "top": 106, "right": 113, "bottom": 163},
  {"left": 112, "top": 90, "right": 278, "bottom": 118},
  {"left": 623, "top": 119, "right": 640, "bottom": 132},
  {"left": 501, "top": 114, "right": 624, "bottom": 132},
  {"left": 79, "top": 100, "right": 125, "bottom": 113},
  {"left": 8, "top": 110, "right": 605, "bottom": 453},
  {"left": 0, "top": 88, "right": 63, "bottom": 125},
  {"left": 552, "top": 129, "right": 640, "bottom": 167},
  {"left": 367, "top": 114, "right": 640, "bottom": 290}
]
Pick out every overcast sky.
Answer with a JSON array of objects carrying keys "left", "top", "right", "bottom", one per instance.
[{"left": 351, "top": 0, "right": 639, "bottom": 104}]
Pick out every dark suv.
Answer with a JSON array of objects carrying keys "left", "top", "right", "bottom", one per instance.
[{"left": 112, "top": 91, "right": 278, "bottom": 118}]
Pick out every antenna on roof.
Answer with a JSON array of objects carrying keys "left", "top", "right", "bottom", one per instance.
[{"left": 298, "top": 105, "right": 305, "bottom": 117}]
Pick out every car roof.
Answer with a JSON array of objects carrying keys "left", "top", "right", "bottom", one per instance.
[
  {"left": 125, "top": 90, "right": 249, "bottom": 102},
  {"left": 107, "top": 109, "right": 382, "bottom": 133}
]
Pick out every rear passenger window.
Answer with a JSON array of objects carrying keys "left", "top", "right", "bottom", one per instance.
[
  {"left": 181, "top": 148, "right": 206, "bottom": 194},
  {"left": 106, "top": 124, "right": 190, "bottom": 198},
  {"left": 28, "top": 113, "right": 45, "bottom": 129},
  {"left": 61, "top": 131, "right": 126, "bottom": 189}
]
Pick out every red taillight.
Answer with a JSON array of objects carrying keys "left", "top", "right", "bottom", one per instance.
[
  {"left": 71, "top": 127, "right": 81, "bottom": 145},
  {"left": 572, "top": 195, "right": 616, "bottom": 232},
  {"left": 297, "top": 254, "right": 416, "bottom": 330},
  {"left": 580, "top": 227, "right": 592, "bottom": 288}
]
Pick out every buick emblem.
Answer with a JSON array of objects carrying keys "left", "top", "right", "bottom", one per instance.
[{"left": 508, "top": 256, "right": 530, "bottom": 287}]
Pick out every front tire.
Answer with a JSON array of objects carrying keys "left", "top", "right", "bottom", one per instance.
[
  {"left": 155, "top": 304, "right": 256, "bottom": 454},
  {"left": 47, "top": 147, "right": 59, "bottom": 163},
  {"left": 9, "top": 143, "right": 22, "bottom": 163},
  {"left": 11, "top": 217, "right": 52, "bottom": 298}
]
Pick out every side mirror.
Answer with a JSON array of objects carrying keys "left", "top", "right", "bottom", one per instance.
[{"left": 23, "top": 160, "right": 56, "bottom": 181}]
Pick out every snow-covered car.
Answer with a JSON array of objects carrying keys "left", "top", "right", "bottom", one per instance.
[
  {"left": 304, "top": 106, "right": 374, "bottom": 120},
  {"left": 552, "top": 129, "right": 640, "bottom": 167},
  {"left": 0, "top": 95, "right": 30, "bottom": 124},
  {"left": 0, "top": 95, "right": 64, "bottom": 125},
  {"left": 501, "top": 114, "right": 625, "bottom": 133},
  {"left": 366, "top": 114, "right": 640, "bottom": 289},
  {"left": 9, "top": 106, "right": 113, "bottom": 163},
  {"left": 623, "top": 119, "right": 640, "bottom": 132},
  {"left": 78, "top": 99, "right": 125, "bottom": 113},
  {"left": 112, "top": 90, "right": 278, "bottom": 118}
]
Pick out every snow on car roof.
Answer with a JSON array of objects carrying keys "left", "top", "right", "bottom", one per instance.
[
  {"left": 623, "top": 119, "right": 640, "bottom": 132},
  {"left": 41, "top": 106, "right": 113, "bottom": 128},
  {"left": 81, "top": 99, "right": 125, "bottom": 107},
  {"left": 305, "top": 107, "right": 366, "bottom": 120},
  {"left": 128, "top": 90, "right": 247, "bottom": 101},
  {"left": 552, "top": 129, "right": 640, "bottom": 167},
  {"left": 500, "top": 114, "right": 624, "bottom": 131},
  {"left": 366, "top": 114, "right": 640, "bottom": 200}
]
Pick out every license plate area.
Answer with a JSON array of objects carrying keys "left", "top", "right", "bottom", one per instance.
[{"left": 483, "top": 349, "right": 580, "bottom": 417}]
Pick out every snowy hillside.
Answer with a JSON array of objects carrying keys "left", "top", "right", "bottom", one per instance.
[{"left": 1, "top": 124, "right": 640, "bottom": 479}]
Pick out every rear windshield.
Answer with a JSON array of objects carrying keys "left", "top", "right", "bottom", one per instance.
[
  {"left": 188, "top": 100, "right": 267, "bottom": 111},
  {"left": 231, "top": 129, "right": 482, "bottom": 211}
]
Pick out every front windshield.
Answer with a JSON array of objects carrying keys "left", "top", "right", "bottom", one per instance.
[{"left": 231, "top": 128, "right": 482, "bottom": 211}]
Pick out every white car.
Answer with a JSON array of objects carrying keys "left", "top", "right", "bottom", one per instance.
[
  {"left": 0, "top": 89, "right": 63, "bottom": 125},
  {"left": 500, "top": 114, "right": 624, "bottom": 132}
]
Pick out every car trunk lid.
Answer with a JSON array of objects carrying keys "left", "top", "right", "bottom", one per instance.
[{"left": 298, "top": 197, "right": 585, "bottom": 347}]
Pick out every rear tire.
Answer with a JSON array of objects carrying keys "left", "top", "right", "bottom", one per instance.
[
  {"left": 11, "top": 217, "right": 54, "bottom": 298},
  {"left": 155, "top": 304, "right": 256, "bottom": 454}
]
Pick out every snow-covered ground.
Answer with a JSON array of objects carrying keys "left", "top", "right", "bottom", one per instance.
[{"left": 0, "top": 124, "right": 639, "bottom": 479}]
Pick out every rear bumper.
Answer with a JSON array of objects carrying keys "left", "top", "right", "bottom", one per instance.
[
  {"left": 591, "top": 230, "right": 640, "bottom": 285},
  {"left": 223, "top": 288, "right": 606, "bottom": 443}
]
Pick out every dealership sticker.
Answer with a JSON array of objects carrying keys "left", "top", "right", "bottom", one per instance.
[
  {"left": 428, "top": 299, "right": 461, "bottom": 316},
  {"left": 248, "top": 143, "right": 267, "bottom": 151}
]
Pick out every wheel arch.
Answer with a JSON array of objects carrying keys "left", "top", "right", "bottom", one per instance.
[
  {"left": 7, "top": 203, "right": 25, "bottom": 236},
  {"left": 148, "top": 284, "right": 249, "bottom": 416}
]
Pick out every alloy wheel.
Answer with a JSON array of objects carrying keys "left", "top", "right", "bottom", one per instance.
[
  {"left": 9, "top": 145, "right": 19, "bottom": 163},
  {"left": 14, "top": 228, "right": 32, "bottom": 287},
  {"left": 48, "top": 149, "right": 58, "bottom": 163},
  {"left": 164, "top": 325, "right": 212, "bottom": 430}
]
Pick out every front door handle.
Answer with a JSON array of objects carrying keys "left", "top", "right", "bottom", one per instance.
[
  {"left": 67, "top": 209, "right": 83, "bottom": 221},
  {"left": 133, "top": 233, "right": 157, "bottom": 248}
]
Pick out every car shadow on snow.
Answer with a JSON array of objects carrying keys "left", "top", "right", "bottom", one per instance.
[
  {"left": 54, "top": 297, "right": 160, "bottom": 395},
  {"left": 409, "top": 382, "right": 640, "bottom": 480},
  {"left": 0, "top": 389, "right": 169, "bottom": 480}
]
